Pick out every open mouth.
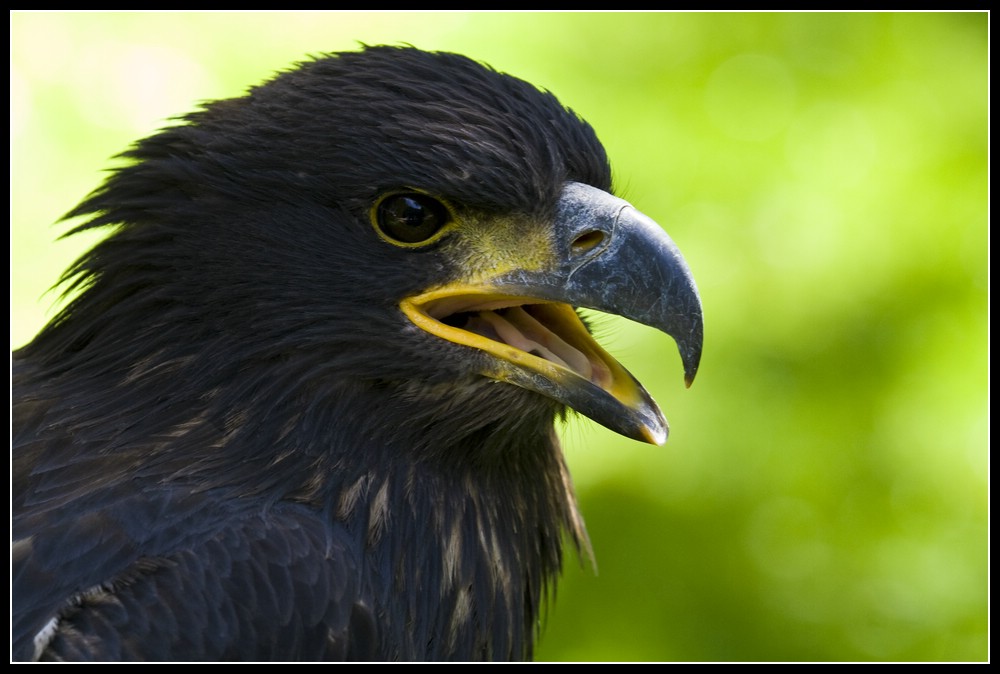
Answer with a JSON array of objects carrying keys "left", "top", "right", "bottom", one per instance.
[
  {"left": 443, "top": 306, "right": 597, "bottom": 380},
  {"left": 400, "top": 283, "right": 669, "bottom": 445},
  {"left": 431, "top": 300, "right": 613, "bottom": 389},
  {"left": 400, "top": 289, "right": 638, "bottom": 405}
]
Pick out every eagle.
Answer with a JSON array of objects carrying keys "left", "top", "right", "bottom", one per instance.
[{"left": 12, "top": 46, "right": 703, "bottom": 661}]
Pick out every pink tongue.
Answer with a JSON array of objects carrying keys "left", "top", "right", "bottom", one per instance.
[{"left": 470, "top": 307, "right": 593, "bottom": 381}]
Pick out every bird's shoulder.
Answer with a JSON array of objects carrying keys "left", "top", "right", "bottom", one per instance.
[{"left": 13, "top": 486, "right": 376, "bottom": 662}]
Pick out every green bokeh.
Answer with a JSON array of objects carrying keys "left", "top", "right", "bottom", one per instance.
[{"left": 11, "top": 12, "right": 987, "bottom": 662}]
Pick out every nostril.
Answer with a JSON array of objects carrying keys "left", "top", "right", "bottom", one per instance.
[{"left": 570, "top": 230, "right": 606, "bottom": 255}]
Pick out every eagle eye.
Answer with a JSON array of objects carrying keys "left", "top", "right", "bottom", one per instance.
[{"left": 374, "top": 192, "right": 450, "bottom": 245}]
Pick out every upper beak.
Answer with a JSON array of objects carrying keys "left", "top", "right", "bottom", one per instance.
[
  {"left": 401, "top": 181, "right": 703, "bottom": 444},
  {"left": 497, "top": 182, "right": 702, "bottom": 386}
]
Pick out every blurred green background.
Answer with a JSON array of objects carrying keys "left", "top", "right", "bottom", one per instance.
[{"left": 10, "top": 12, "right": 987, "bottom": 662}]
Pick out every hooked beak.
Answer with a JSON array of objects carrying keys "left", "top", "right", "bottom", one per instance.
[{"left": 401, "top": 182, "right": 703, "bottom": 444}]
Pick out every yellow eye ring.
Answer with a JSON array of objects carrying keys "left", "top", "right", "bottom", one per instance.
[{"left": 371, "top": 191, "right": 453, "bottom": 247}]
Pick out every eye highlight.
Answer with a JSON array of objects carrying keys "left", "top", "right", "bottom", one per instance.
[{"left": 373, "top": 192, "right": 451, "bottom": 245}]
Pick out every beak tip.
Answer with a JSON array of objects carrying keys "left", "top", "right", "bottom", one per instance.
[
  {"left": 680, "top": 324, "right": 703, "bottom": 388},
  {"left": 643, "top": 423, "right": 668, "bottom": 446},
  {"left": 681, "top": 345, "right": 702, "bottom": 389}
]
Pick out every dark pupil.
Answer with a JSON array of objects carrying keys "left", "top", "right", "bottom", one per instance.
[{"left": 379, "top": 194, "right": 444, "bottom": 243}]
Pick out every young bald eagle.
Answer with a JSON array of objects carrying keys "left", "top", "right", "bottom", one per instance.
[{"left": 12, "top": 46, "right": 702, "bottom": 661}]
